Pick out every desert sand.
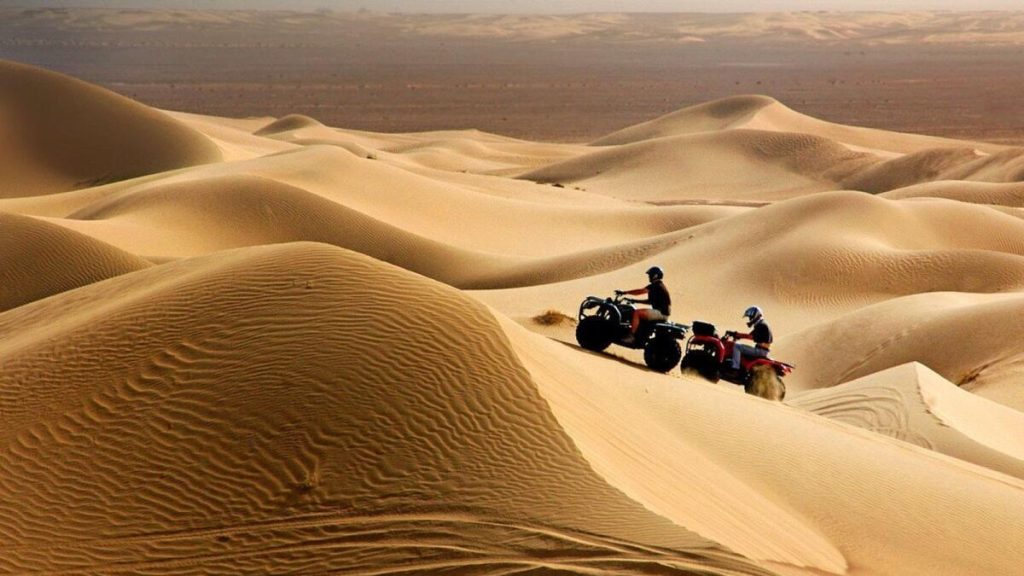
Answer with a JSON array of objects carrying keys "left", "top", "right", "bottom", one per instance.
[{"left": 2, "top": 54, "right": 1024, "bottom": 576}]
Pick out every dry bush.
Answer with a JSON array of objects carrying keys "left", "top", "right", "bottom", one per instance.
[{"left": 532, "top": 310, "right": 575, "bottom": 326}]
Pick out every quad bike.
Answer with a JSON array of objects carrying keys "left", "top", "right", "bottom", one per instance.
[
  {"left": 576, "top": 293, "right": 690, "bottom": 373},
  {"left": 680, "top": 321, "right": 792, "bottom": 401}
]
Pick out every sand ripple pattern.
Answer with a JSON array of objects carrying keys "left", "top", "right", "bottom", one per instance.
[
  {"left": 0, "top": 513, "right": 768, "bottom": 575},
  {"left": 0, "top": 213, "right": 152, "bottom": 311},
  {"left": 792, "top": 385, "right": 933, "bottom": 449}
]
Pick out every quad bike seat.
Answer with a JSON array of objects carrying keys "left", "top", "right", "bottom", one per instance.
[{"left": 692, "top": 321, "right": 716, "bottom": 337}]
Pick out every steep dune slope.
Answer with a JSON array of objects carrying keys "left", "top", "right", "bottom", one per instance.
[
  {"left": 0, "top": 212, "right": 152, "bottom": 311},
  {"left": 499, "top": 317, "right": 1024, "bottom": 576},
  {"left": 0, "top": 242, "right": 768, "bottom": 576},
  {"left": 0, "top": 60, "right": 221, "bottom": 198}
]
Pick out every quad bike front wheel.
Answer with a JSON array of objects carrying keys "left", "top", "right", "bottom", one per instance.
[
  {"left": 576, "top": 316, "right": 616, "bottom": 352},
  {"left": 644, "top": 336, "right": 682, "bottom": 373}
]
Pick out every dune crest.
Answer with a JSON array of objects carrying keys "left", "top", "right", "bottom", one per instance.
[
  {"left": 592, "top": 95, "right": 780, "bottom": 146},
  {"left": 253, "top": 113, "right": 325, "bottom": 136}
]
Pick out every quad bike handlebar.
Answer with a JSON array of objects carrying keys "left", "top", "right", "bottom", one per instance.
[
  {"left": 611, "top": 291, "right": 638, "bottom": 305},
  {"left": 578, "top": 293, "right": 637, "bottom": 322}
]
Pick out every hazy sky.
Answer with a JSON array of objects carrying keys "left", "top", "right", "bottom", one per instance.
[{"left": 5, "top": 1, "right": 1024, "bottom": 11}]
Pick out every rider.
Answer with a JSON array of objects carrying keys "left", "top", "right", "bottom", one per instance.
[
  {"left": 616, "top": 266, "right": 672, "bottom": 343},
  {"left": 728, "top": 306, "right": 773, "bottom": 371}
]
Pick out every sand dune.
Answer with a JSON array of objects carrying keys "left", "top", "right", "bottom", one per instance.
[
  {"left": 840, "top": 147, "right": 983, "bottom": 193},
  {"left": 791, "top": 362, "right": 1024, "bottom": 480},
  {"left": 0, "top": 212, "right": 152, "bottom": 311},
  {"left": 2, "top": 61, "right": 1024, "bottom": 575},
  {"left": 591, "top": 95, "right": 781, "bottom": 146},
  {"left": 166, "top": 110, "right": 295, "bottom": 162},
  {"left": 0, "top": 242, "right": 766, "bottom": 575},
  {"left": 253, "top": 114, "right": 590, "bottom": 176},
  {"left": 527, "top": 98, "right": 1020, "bottom": 200},
  {"left": 776, "top": 292, "right": 1024, "bottom": 412},
  {"left": 474, "top": 190, "right": 1024, "bottom": 339},
  {"left": 253, "top": 113, "right": 326, "bottom": 136},
  {"left": 524, "top": 129, "right": 877, "bottom": 201},
  {"left": 1, "top": 145, "right": 740, "bottom": 288},
  {"left": 593, "top": 95, "right": 1003, "bottom": 156},
  {"left": 0, "top": 61, "right": 221, "bottom": 198},
  {"left": 881, "top": 180, "right": 1024, "bottom": 206},
  {"left": 62, "top": 171, "right": 520, "bottom": 280},
  {"left": 939, "top": 147, "right": 1024, "bottom": 183}
]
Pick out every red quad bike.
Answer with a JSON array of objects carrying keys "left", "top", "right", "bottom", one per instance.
[
  {"left": 680, "top": 321, "right": 792, "bottom": 401},
  {"left": 576, "top": 293, "right": 690, "bottom": 373}
]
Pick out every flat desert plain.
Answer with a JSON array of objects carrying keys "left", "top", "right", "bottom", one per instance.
[
  {"left": 4, "top": 9, "right": 1024, "bottom": 143},
  {"left": 2, "top": 9, "right": 1024, "bottom": 576}
]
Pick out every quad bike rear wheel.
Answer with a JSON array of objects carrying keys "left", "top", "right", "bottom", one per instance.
[
  {"left": 681, "top": 350, "right": 720, "bottom": 382},
  {"left": 644, "top": 336, "right": 682, "bottom": 373},
  {"left": 576, "top": 316, "right": 616, "bottom": 352},
  {"left": 746, "top": 365, "right": 786, "bottom": 401}
]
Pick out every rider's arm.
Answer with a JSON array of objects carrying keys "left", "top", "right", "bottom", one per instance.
[{"left": 619, "top": 287, "right": 649, "bottom": 297}]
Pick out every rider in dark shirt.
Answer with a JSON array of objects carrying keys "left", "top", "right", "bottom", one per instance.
[
  {"left": 616, "top": 266, "right": 671, "bottom": 343},
  {"left": 730, "top": 306, "right": 773, "bottom": 370}
]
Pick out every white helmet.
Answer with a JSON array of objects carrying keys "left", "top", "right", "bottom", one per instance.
[{"left": 743, "top": 306, "right": 763, "bottom": 327}]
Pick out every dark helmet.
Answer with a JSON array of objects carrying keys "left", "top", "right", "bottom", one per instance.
[
  {"left": 743, "top": 305, "right": 763, "bottom": 327},
  {"left": 646, "top": 266, "right": 665, "bottom": 281}
]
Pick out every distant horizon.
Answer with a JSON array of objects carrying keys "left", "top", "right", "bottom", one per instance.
[{"left": 3, "top": 1, "right": 1024, "bottom": 13}]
